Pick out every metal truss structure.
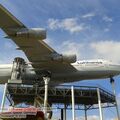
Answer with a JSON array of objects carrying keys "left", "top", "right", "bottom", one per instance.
[{"left": 5, "top": 84, "right": 115, "bottom": 110}]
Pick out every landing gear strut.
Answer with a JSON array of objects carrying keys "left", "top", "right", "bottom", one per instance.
[{"left": 8, "top": 57, "right": 25, "bottom": 84}]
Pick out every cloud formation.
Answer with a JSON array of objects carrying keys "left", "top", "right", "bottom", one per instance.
[
  {"left": 75, "top": 115, "right": 117, "bottom": 120},
  {"left": 103, "top": 16, "right": 113, "bottom": 22},
  {"left": 59, "top": 40, "right": 84, "bottom": 58},
  {"left": 48, "top": 18, "right": 86, "bottom": 33},
  {"left": 53, "top": 40, "right": 120, "bottom": 63},
  {"left": 76, "top": 115, "right": 99, "bottom": 120},
  {"left": 82, "top": 13, "right": 95, "bottom": 19},
  {"left": 90, "top": 41, "right": 120, "bottom": 63}
]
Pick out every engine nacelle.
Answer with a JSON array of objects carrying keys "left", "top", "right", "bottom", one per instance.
[
  {"left": 52, "top": 54, "right": 77, "bottom": 63},
  {"left": 16, "top": 28, "right": 46, "bottom": 40}
]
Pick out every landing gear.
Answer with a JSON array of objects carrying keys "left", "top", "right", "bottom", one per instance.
[
  {"left": 110, "top": 77, "right": 120, "bottom": 120},
  {"left": 8, "top": 57, "right": 26, "bottom": 84},
  {"left": 7, "top": 57, "right": 52, "bottom": 119}
]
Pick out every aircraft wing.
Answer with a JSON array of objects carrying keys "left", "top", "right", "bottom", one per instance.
[{"left": 0, "top": 4, "right": 76, "bottom": 74}]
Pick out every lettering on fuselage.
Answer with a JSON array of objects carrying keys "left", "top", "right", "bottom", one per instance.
[{"left": 77, "top": 61, "right": 103, "bottom": 64}]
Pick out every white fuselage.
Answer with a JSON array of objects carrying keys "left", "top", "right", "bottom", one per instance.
[{"left": 0, "top": 59, "right": 120, "bottom": 85}]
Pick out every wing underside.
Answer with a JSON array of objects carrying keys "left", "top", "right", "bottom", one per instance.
[{"left": 0, "top": 4, "right": 76, "bottom": 74}]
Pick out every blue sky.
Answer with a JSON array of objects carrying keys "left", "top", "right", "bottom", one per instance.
[{"left": 0, "top": 0, "right": 120, "bottom": 119}]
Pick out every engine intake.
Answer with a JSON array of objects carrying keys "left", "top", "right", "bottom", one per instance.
[
  {"left": 52, "top": 54, "right": 77, "bottom": 63},
  {"left": 15, "top": 28, "right": 46, "bottom": 40}
]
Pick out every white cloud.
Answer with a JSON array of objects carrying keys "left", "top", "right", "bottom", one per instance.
[
  {"left": 90, "top": 41, "right": 120, "bottom": 63},
  {"left": 106, "top": 118, "right": 117, "bottom": 120},
  {"left": 103, "top": 16, "right": 113, "bottom": 22},
  {"left": 45, "top": 39, "right": 85, "bottom": 59},
  {"left": 75, "top": 115, "right": 116, "bottom": 120},
  {"left": 54, "top": 40, "right": 120, "bottom": 63},
  {"left": 82, "top": 13, "right": 95, "bottom": 19},
  {"left": 75, "top": 115, "right": 99, "bottom": 120},
  {"left": 48, "top": 19, "right": 59, "bottom": 30},
  {"left": 48, "top": 18, "right": 86, "bottom": 33},
  {"left": 86, "top": 115, "right": 99, "bottom": 120},
  {"left": 58, "top": 40, "right": 84, "bottom": 59}
]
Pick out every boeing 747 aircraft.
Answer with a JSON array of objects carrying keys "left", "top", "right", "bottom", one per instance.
[{"left": 0, "top": 4, "right": 120, "bottom": 85}]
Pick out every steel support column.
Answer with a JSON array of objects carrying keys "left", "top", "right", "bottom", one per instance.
[
  {"left": 1, "top": 83, "right": 8, "bottom": 112},
  {"left": 43, "top": 77, "right": 50, "bottom": 119},
  {"left": 84, "top": 105, "right": 87, "bottom": 120},
  {"left": 71, "top": 86, "right": 75, "bottom": 120},
  {"left": 64, "top": 104, "right": 67, "bottom": 120},
  {"left": 97, "top": 88, "right": 103, "bottom": 120},
  {"left": 61, "top": 109, "right": 63, "bottom": 120},
  {"left": 110, "top": 78, "right": 120, "bottom": 120}
]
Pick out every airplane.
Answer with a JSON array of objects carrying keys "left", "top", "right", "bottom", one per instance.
[{"left": 0, "top": 4, "right": 120, "bottom": 85}]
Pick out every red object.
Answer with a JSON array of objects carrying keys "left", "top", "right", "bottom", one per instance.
[{"left": 0, "top": 107, "right": 44, "bottom": 120}]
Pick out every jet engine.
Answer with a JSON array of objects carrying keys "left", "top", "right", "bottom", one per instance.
[
  {"left": 52, "top": 54, "right": 77, "bottom": 63},
  {"left": 15, "top": 28, "right": 46, "bottom": 40}
]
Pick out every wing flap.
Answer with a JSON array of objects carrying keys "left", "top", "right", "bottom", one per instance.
[{"left": 14, "top": 37, "right": 56, "bottom": 62}]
